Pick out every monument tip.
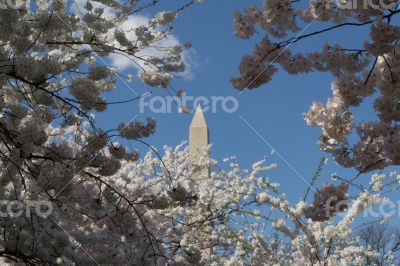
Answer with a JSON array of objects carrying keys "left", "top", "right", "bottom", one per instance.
[{"left": 190, "top": 105, "right": 207, "bottom": 128}]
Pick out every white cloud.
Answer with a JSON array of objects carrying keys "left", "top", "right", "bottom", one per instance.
[
  {"left": 72, "top": 0, "right": 195, "bottom": 80},
  {"left": 111, "top": 15, "right": 195, "bottom": 80}
]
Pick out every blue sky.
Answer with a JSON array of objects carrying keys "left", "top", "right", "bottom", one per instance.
[{"left": 95, "top": 0, "right": 399, "bottom": 209}]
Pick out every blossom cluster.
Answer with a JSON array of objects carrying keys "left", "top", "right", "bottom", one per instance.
[
  {"left": 1, "top": 115, "right": 399, "bottom": 265},
  {"left": 233, "top": 1, "right": 400, "bottom": 171},
  {"left": 0, "top": 0, "right": 198, "bottom": 264}
]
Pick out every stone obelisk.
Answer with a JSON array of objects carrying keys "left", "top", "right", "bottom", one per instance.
[{"left": 189, "top": 106, "right": 209, "bottom": 178}]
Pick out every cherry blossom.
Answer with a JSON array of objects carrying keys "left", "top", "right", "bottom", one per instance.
[{"left": 233, "top": 1, "right": 400, "bottom": 171}]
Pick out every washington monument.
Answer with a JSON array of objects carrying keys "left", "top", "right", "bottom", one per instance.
[{"left": 189, "top": 106, "right": 210, "bottom": 178}]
